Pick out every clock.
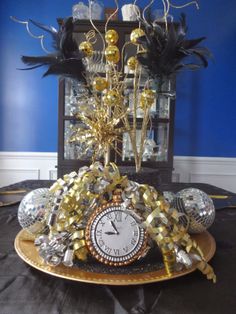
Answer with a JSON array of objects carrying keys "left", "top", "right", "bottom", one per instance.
[{"left": 85, "top": 193, "right": 147, "bottom": 266}]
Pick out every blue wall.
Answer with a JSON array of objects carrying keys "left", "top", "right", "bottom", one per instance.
[{"left": 0, "top": 0, "right": 236, "bottom": 157}]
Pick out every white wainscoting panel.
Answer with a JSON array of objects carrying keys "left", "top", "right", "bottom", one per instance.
[
  {"left": 0, "top": 152, "right": 57, "bottom": 188},
  {"left": 173, "top": 156, "right": 236, "bottom": 193},
  {"left": 0, "top": 153, "right": 236, "bottom": 192}
]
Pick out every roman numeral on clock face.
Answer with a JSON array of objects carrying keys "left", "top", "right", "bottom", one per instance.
[
  {"left": 98, "top": 238, "right": 105, "bottom": 247},
  {"left": 114, "top": 211, "right": 122, "bottom": 222},
  {"left": 131, "top": 238, "right": 136, "bottom": 246},
  {"left": 104, "top": 245, "right": 112, "bottom": 254},
  {"left": 123, "top": 246, "right": 129, "bottom": 253},
  {"left": 99, "top": 220, "right": 105, "bottom": 227},
  {"left": 96, "top": 229, "right": 102, "bottom": 236},
  {"left": 133, "top": 229, "right": 138, "bottom": 237},
  {"left": 106, "top": 213, "right": 113, "bottom": 220},
  {"left": 113, "top": 249, "right": 120, "bottom": 256}
]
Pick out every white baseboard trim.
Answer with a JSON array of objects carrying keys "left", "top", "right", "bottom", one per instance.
[{"left": 0, "top": 152, "right": 236, "bottom": 192}]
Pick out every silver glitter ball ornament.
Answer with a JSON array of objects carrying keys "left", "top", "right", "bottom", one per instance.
[
  {"left": 175, "top": 188, "right": 215, "bottom": 234},
  {"left": 163, "top": 191, "right": 176, "bottom": 205},
  {"left": 18, "top": 188, "right": 50, "bottom": 235}
]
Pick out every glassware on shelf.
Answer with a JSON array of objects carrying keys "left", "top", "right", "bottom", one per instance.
[
  {"left": 143, "top": 138, "right": 158, "bottom": 161},
  {"left": 122, "top": 127, "right": 168, "bottom": 162},
  {"left": 72, "top": 2, "right": 89, "bottom": 20},
  {"left": 72, "top": 1, "right": 104, "bottom": 21},
  {"left": 155, "top": 124, "right": 169, "bottom": 161},
  {"left": 121, "top": 4, "right": 140, "bottom": 21},
  {"left": 157, "top": 95, "right": 170, "bottom": 119},
  {"left": 122, "top": 123, "right": 169, "bottom": 162},
  {"left": 122, "top": 132, "right": 133, "bottom": 161}
]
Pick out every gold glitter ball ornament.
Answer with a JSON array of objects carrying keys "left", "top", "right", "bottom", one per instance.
[
  {"left": 105, "top": 45, "right": 120, "bottom": 63},
  {"left": 140, "top": 89, "right": 155, "bottom": 109},
  {"left": 79, "top": 41, "right": 93, "bottom": 57},
  {"left": 93, "top": 77, "right": 108, "bottom": 92},
  {"left": 105, "top": 29, "right": 119, "bottom": 45},
  {"left": 103, "top": 90, "right": 120, "bottom": 106},
  {"left": 130, "top": 28, "right": 145, "bottom": 44},
  {"left": 127, "top": 56, "right": 139, "bottom": 70}
]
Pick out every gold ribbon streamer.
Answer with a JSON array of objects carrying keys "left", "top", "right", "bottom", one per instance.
[
  {"left": 140, "top": 183, "right": 216, "bottom": 281},
  {"left": 44, "top": 162, "right": 216, "bottom": 282}
]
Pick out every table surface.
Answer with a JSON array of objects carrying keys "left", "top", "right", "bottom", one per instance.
[{"left": 1, "top": 180, "right": 236, "bottom": 314}]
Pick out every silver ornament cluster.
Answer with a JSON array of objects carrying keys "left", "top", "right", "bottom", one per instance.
[
  {"left": 174, "top": 188, "right": 215, "bottom": 234},
  {"left": 18, "top": 188, "right": 51, "bottom": 235},
  {"left": 35, "top": 232, "right": 74, "bottom": 267},
  {"left": 174, "top": 244, "right": 193, "bottom": 270}
]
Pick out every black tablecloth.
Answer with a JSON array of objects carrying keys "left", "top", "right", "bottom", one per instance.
[{"left": 1, "top": 180, "right": 236, "bottom": 314}]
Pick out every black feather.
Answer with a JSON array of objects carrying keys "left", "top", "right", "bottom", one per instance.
[
  {"left": 18, "top": 64, "right": 45, "bottom": 70},
  {"left": 137, "top": 13, "right": 211, "bottom": 79},
  {"left": 59, "top": 17, "right": 78, "bottom": 58},
  {"left": 183, "top": 37, "right": 206, "bottom": 49},
  {"left": 29, "top": 19, "right": 60, "bottom": 50},
  {"left": 21, "top": 55, "right": 58, "bottom": 66},
  {"left": 43, "top": 58, "right": 86, "bottom": 83},
  {"left": 19, "top": 17, "right": 86, "bottom": 84}
]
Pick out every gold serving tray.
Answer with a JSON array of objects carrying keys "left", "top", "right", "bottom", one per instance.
[
  {"left": 15, "top": 229, "right": 216, "bottom": 286},
  {"left": 0, "top": 190, "right": 27, "bottom": 207}
]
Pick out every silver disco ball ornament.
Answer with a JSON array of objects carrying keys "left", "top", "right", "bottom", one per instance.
[
  {"left": 18, "top": 188, "right": 50, "bottom": 235},
  {"left": 163, "top": 191, "right": 176, "bottom": 205},
  {"left": 175, "top": 188, "right": 215, "bottom": 234}
]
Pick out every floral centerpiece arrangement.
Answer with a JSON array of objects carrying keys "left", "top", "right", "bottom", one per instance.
[{"left": 15, "top": 0, "right": 216, "bottom": 283}]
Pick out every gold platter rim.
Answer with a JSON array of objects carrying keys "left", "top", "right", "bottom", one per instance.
[{"left": 15, "top": 229, "right": 216, "bottom": 286}]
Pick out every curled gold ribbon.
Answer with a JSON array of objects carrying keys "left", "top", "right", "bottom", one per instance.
[
  {"left": 140, "top": 183, "right": 216, "bottom": 282},
  {"left": 42, "top": 162, "right": 216, "bottom": 281}
]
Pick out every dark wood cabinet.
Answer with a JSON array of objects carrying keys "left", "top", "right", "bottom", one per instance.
[{"left": 57, "top": 20, "right": 175, "bottom": 182}]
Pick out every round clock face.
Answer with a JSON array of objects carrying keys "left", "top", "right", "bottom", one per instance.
[{"left": 85, "top": 204, "right": 146, "bottom": 266}]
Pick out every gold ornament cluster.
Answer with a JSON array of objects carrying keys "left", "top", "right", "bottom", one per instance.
[
  {"left": 79, "top": 41, "right": 93, "bottom": 57},
  {"left": 105, "top": 29, "right": 120, "bottom": 64}
]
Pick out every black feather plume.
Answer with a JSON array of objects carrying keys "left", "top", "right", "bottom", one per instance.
[
  {"left": 43, "top": 58, "right": 86, "bottom": 83},
  {"left": 21, "top": 55, "right": 58, "bottom": 66},
  {"left": 20, "top": 17, "right": 86, "bottom": 83},
  {"left": 136, "top": 13, "right": 212, "bottom": 80},
  {"left": 29, "top": 19, "right": 60, "bottom": 50}
]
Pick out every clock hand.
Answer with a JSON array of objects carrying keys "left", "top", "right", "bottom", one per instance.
[
  {"left": 104, "top": 231, "right": 117, "bottom": 235},
  {"left": 110, "top": 221, "right": 119, "bottom": 235}
]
